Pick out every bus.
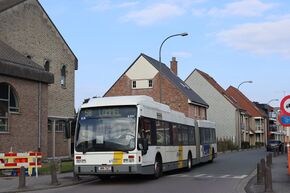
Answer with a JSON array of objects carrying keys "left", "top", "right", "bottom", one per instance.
[{"left": 74, "top": 95, "right": 216, "bottom": 180}]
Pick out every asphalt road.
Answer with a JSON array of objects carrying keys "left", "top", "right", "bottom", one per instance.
[{"left": 27, "top": 149, "right": 266, "bottom": 193}]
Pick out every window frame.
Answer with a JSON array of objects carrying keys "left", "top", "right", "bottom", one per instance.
[
  {"left": 60, "top": 65, "right": 67, "bottom": 88},
  {"left": 0, "top": 83, "right": 19, "bottom": 133}
]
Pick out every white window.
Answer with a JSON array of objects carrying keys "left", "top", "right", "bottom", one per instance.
[
  {"left": 61, "top": 65, "right": 66, "bottom": 88},
  {"left": 0, "top": 83, "right": 19, "bottom": 132}
]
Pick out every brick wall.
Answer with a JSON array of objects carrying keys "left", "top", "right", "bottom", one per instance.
[
  {"left": 105, "top": 73, "right": 204, "bottom": 120},
  {"left": 0, "top": 75, "right": 49, "bottom": 156},
  {"left": 0, "top": 0, "right": 76, "bottom": 118}
]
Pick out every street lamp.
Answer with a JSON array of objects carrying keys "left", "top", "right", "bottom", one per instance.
[
  {"left": 159, "top": 32, "right": 188, "bottom": 103},
  {"left": 267, "top": 99, "right": 279, "bottom": 105},
  {"left": 237, "top": 80, "right": 253, "bottom": 90}
]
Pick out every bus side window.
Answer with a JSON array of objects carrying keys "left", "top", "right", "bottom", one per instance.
[
  {"left": 156, "top": 120, "right": 165, "bottom": 145},
  {"left": 172, "top": 124, "right": 178, "bottom": 145},
  {"left": 140, "top": 117, "right": 152, "bottom": 145},
  {"left": 188, "top": 126, "right": 195, "bottom": 145}
]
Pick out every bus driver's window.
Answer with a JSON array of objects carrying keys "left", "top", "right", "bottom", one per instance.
[{"left": 140, "top": 118, "right": 152, "bottom": 145}]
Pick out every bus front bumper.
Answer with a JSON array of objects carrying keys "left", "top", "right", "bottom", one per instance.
[{"left": 74, "top": 164, "right": 143, "bottom": 175}]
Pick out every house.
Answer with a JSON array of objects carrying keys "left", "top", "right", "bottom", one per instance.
[
  {"left": 0, "top": 0, "right": 78, "bottom": 157},
  {"left": 185, "top": 69, "right": 250, "bottom": 147},
  {"left": 0, "top": 40, "right": 53, "bottom": 155},
  {"left": 104, "top": 53, "right": 208, "bottom": 120},
  {"left": 225, "top": 86, "right": 267, "bottom": 145},
  {"left": 254, "top": 102, "right": 285, "bottom": 142}
]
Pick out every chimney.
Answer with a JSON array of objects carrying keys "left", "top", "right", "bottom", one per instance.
[{"left": 170, "top": 57, "right": 178, "bottom": 76}]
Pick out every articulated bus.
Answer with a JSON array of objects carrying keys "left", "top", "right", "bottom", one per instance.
[{"left": 74, "top": 96, "right": 216, "bottom": 180}]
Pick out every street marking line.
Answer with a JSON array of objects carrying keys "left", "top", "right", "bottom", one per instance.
[
  {"left": 219, "top": 175, "right": 230, "bottom": 178},
  {"left": 232, "top": 175, "right": 247, "bottom": 179},
  {"left": 193, "top": 174, "right": 206, "bottom": 177}
]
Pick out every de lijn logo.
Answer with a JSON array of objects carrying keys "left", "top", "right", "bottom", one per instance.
[{"left": 278, "top": 95, "right": 290, "bottom": 126}]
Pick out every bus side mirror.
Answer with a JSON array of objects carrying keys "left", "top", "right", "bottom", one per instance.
[{"left": 138, "top": 138, "right": 148, "bottom": 155}]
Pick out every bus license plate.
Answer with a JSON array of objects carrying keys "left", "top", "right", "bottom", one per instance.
[{"left": 98, "top": 166, "right": 112, "bottom": 172}]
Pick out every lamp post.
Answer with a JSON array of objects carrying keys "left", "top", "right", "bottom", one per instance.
[
  {"left": 237, "top": 80, "right": 253, "bottom": 90},
  {"left": 159, "top": 32, "right": 188, "bottom": 103},
  {"left": 267, "top": 99, "right": 279, "bottom": 105},
  {"left": 266, "top": 99, "right": 279, "bottom": 145}
]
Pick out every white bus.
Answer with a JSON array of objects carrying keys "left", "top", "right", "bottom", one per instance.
[{"left": 74, "top": 96, "right": 216, "bottom": 180}]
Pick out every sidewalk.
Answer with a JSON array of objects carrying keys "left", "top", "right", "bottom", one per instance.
[
  {"left": 246, "top": 153, "right": 290, "bottom": 193},
  {"left": 0, "top": 172, "right": 98, "bottom": 193}
]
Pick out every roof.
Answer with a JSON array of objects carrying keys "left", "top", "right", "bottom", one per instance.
[
  {"left": 193, "top": 69, "right": 243, "bottom": 110},
  {"left": 0, "top": 40, "right": 54, "bottom": 83},
  {"left": 104, "top": 53, "right": 208, "bottom": 107},
  {"left": 141, "top": 54, "right": 208, "bottom": 107},
  {"left": 225, "top": 86, "right": 267, "bottom": 117},
  {"left": 0, "top": 0, "right": 25, "bottom": 12},
  {"left": 0, "top": 0, "right": 78, "bottom": 70}
]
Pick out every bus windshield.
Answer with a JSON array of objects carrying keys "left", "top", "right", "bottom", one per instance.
[{"left": 75, "top": 106, "right": 137, "bottom": 152}]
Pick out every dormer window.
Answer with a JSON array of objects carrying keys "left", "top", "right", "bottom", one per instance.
[{"left": 132, "top": 80, "right": 153, "bottom": 89}]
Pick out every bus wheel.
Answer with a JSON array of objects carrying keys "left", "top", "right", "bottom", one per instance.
[
  {"left": 153, "top": 156, "right": 162, "bottom": 179},
  {"left": 186, "top": 153, "right": 192, "bottom": 171}
]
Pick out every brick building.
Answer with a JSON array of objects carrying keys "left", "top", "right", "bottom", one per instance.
[
  {"left": 105, "top": 53, "right": 208, "bottom": 120},
  {"left": 0, "top": 0, "right": 78, "bottom": 157},
  {"left": 0, "top": 40, "right": 53, "bottom": 156},
  {"left": 225, "top": 86, "right": 267, "bottom": 146}
]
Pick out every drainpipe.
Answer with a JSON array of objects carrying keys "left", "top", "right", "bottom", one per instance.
[{"left": 38, "top": 82, "right": 42, "bottom": 152}]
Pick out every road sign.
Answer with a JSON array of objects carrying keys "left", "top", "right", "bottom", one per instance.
[
  {"left": 280, "top": 95, "right": 290, "bottom": 116},
  {"left": 278, "top": 113, "right": 290, "bottom": 126}
]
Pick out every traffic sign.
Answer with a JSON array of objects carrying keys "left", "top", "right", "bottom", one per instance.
[
  {"left": 278, "top": 113, "right": 290, "bottom": 126},
  {"left": 280, "top": 95, "right": 290, "bottom": 116}
]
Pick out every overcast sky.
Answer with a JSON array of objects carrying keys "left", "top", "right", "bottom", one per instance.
[{"left": 39, "top": 0, "right": 290, "bottom": 109}]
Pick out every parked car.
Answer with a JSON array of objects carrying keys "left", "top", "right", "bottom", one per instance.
[{"left": 266, "top": 140, "right": 283, "bottom": 152}]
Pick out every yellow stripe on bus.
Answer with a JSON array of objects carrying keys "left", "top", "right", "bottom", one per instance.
[
  {"left": 178, "top": 145, "right": 183, "bottom": 168},
  {"left": 113, "top": 152, "right": 123, "bottom": 165}
]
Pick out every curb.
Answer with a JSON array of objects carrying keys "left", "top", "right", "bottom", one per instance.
[
  {"left": 236, "top": 168, "right": 257, "bottom": 193},
  {"left": 0, "top": 176, "right": 98, "bottom": 193}
]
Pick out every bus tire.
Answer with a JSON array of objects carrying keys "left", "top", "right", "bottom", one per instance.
[
  {"left": 153, "top": 155, "right": 162, "bottom": 179},
  {"left": 186, "top": 152, "right": 192, "bottom": 171}
]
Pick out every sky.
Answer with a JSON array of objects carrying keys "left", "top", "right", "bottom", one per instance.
[{"left": 39, "top": 0, "right": 290, "bottom": 109}]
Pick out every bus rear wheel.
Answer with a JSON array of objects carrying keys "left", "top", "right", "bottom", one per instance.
[
  {"left": 153, "top": 156, "right": 162, "bottom": 179},
  {"left": 186, "top": 153, "right": 192, "bottom": 171}
]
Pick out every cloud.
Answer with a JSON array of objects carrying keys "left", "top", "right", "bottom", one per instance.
[
  {"left": 121, "top": 3, "right": 185, "bottom": 26},
  {"left": 216, "top": 17, "right": 290, "bottom": 58},
  {"left": 193, "top": 0, "right": 276, "bottom": 17}
]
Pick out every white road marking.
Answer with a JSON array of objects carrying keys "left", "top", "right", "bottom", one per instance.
[
  {"left": 193, "top": 174, "right": 206, "bottom": 177},
  {"left": 168, "top": 173, "right": 248, "bottom": 179}
]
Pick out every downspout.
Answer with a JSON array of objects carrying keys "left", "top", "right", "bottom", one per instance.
[{"left": 38, "top": 82, "right": 42, "bottom": 152}]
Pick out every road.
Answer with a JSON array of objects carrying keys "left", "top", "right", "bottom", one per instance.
[{"left": 27, "top": 149, "right": 266, "bottom": 193}]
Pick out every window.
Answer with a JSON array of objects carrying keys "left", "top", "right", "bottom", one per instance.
[
  {"left": 156, "top": 120, "right": 165, "bottom": 145},
  {"left": 48, "top": 120, "right": 67, "bottom": 132},
  {"left": 132, "top": 81, "right": 136, "bottom": 88},
  {"left": 148, "top": 80, "right": 153, "bottom": 88},
  {"left": 0, "top": 83, "right": 19, "bottom": 132},
  {"left": 44, "top": 60, "right": 50, "bottom": 72},
  {"left": 61, "top": 65, "right": 66, "bottom": 88}
]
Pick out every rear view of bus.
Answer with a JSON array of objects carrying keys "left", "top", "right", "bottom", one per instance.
[{"left": 74, "top": 96, "right": 146, "bottom": 180}]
